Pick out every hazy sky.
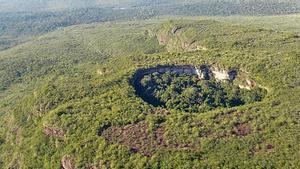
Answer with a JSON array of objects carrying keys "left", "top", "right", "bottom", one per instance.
[
  {"left": 0, "top": 0, "right": 138, "bottom": 12},
  {"left": 0, "top": 0, "right": 298, "bottom": 13}
]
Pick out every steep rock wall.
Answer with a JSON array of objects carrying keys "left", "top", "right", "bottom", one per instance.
[
  {"left": 131, "top": 64, "right": 262, "bottom": 91},
  {"left": 133, "top": 64, "right": 237, "bottom": 83}
]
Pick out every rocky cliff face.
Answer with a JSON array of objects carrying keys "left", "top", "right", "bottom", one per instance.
[
  {"left": 135, "top": 65, "right": 231, "bottom": 80},
  {"left": 235, "top": 71, "right": 257, "bottom": 90},
  {"left": 133, "top": 64, "right": 260, "bottom": 90},
  {"left": 211, "top": 68, "right": 231, "bottom": 81},
  {"left": 153, "top": 22, "right": 209, "bottom": 52}
]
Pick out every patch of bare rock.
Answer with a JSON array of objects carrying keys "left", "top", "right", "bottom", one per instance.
[
  {"left": 43, "top": 126, "right": 64, "bottom": 138},
  {"left": 101, "top": 121, "right": 196, "bottom": 157},
  {"left": 61, "top": 155, "right": 74, "bottom": 169}
]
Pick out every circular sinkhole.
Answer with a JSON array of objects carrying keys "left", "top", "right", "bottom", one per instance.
[{"left": 132, "top": 65, "right": 267, "bottom": 113}]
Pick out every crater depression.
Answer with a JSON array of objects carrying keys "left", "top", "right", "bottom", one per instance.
[{"left": 132, "top": 65, "right": 267, "bottom": 113}]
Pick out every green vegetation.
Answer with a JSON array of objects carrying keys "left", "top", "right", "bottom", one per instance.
[
  {"left": 2, "top": 0, "right": 299, "bottom": 13},
  {"left": 0, "top": 11, "right": 299, "bottom": 169},
  {"left": 0, "top": 7, "right": 158, "bottom": 51},
  {"left": 1, "top": 0, "right": 300, "bottom": 51},
  {"left": 137, "top": 71, "right": 266, "bottom": 112}
]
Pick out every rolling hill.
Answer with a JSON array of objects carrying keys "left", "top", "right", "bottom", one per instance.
[{"left": 0, "top": 17, "right": 299, "bottom": 168}]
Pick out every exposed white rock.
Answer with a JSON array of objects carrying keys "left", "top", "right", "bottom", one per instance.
[
  {"left": 143, "top": 66, "right": 199, "bottom": 77},
  {"left": 238, "top": 79, "right": 256, "bottom": 90},
  {"left": 212, "top": 68, "right": 230, "bottom": 81},
  {"left": 239, "top": 85, "right": 251, "bottom": 90},
  {"left": 246, "top": 79, "right": 253, "bottom": 86},
  {"left": 195, "top": 67, "right": 205, "bottom": 79},
  {"left": 134, "top": 65, "right": 262, "bottom": 93},
  {"left": 197, "top": 46, "right": 208, "bottom": 51},
  {"left": 137, "top": 65, "right": 237, "bottom": 82},
  {"left": 97, "top": 69, "right": 104, "bottom": 75}
]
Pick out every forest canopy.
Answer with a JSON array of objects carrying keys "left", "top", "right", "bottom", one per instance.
[{"left": 136, "top": 71, "right": 266, "bottom": 112}]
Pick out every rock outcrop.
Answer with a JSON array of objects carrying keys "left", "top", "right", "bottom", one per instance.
[
  {"left": 171, "top": 26, "right": 183, "bottom": 34},
  {"left": 211, "top": 67, "right": 237, "bottom": 82},
  {"left": 132, "top": 64, "right": 262, "bottom": 92},
  {"left": 235, "top": 71, "right": 257, "bottom": 90},
  {"left": 239, "top": 79, "right": 256, "bottom": 90},
  {"left": 61, "top": 155, "right": 74, "bottom": 169},
  {"left": 212, "top": 69, "right": 230, "bottom": 81},
  {"left": 43, "top": 126, "right": 64, "bottom": 138},
  {"left": 155, "top": 24, "right": 208, "bottom": 52},
  {"left": 133, "top": 64, "right": 236, "bottom": 83}
]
